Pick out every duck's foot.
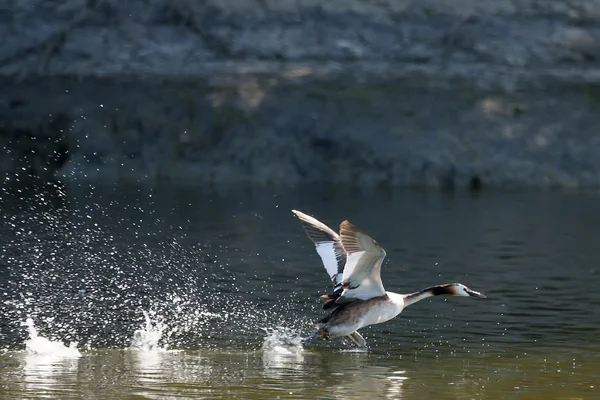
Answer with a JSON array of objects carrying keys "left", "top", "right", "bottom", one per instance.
[
  {"left": 302, "top": 328, "right": 326, "bottom": 346},
  {"left": 347, "top": 331, "right": 367, "bottom": 347}
]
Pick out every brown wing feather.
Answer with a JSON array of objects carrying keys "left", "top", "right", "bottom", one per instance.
[
  {"left": 339, "top": 220, "right": 384, "bottom": 255},
  {"left": 337, "top": 219, "right": 386, "bottom": 300}
]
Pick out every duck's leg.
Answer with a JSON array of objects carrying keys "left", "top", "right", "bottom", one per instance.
[
  {"left": 347, "top": 331, "right": 367, "bottom": 347},
  {"left": 302, "top": 328, "right": 325, "bottom": 346}
]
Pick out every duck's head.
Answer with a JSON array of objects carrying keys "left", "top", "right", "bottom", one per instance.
[{"left": 438, "top": 283, "right": 486, "bottom": 298}]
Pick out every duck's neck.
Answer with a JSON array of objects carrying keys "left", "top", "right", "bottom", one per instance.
[
  {"left": 384, "top": 291, "right": 408, "bottom": 315},
  {"left": 402, "top": 285, "right": 453, "bottom": 308}
]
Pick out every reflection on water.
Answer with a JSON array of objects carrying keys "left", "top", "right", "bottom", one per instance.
[
  {"left": 330, "top": 365, "right": 407, "bottom": 400},
  {"left": 0, "top": 182, "right": 599, "bottom": 399},
  {"left": 0, "top": 344, "right": 598, "bottom": 399},
  {"left": 261, "top": 327, "right": 305, "bottom": 379},
  {"left": 132, "top": 348, "right": 166, "bottom": 375},
  {"left": 21, "top": 353, "right": 80, "bottom": 396}
]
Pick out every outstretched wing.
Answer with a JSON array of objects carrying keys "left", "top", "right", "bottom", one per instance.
[
  {"left": 292, "top": 210, "right": 346, "bottom": 292},
  {"left": 338, "top": 220, "right": 386, "bottom": 300}
]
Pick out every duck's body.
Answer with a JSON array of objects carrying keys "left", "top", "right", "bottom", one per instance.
[
  {"left": 292, "top": 210, "right": 486, "bottom": 347},
  {"left": 316, "top": 293, "right": 403, "bottom": 338}
]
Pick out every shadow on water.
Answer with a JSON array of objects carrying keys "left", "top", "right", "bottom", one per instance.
[{"left": 1, "top": 180, "right": 599, "bottom": 398}]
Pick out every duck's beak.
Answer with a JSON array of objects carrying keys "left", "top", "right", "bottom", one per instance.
[{"left": 465, "top": 288, "right": 486, "bottom": 298}]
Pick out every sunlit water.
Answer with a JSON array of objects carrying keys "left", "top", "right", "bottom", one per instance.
[{"left": 0, "top": 181, "right": 598, "bottom": 399}]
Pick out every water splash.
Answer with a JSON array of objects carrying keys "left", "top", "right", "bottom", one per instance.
[
  {"left": 261, "top": 326, "right": 304, "bottom": 354},
  {"left": 130, "top": 311, "right": 168, "bottom": 351},
  {"left": 0, "top": 183, "right": 310, "bottom": 351},
  {"left": 0, "top": 183, "right": 237, "bottom": 349},
  {"left": 261, "top": 327, "right": 305, "bottom": 378},
  {"left": 23, "top": 318, "right": 81, "bottom": 357}
]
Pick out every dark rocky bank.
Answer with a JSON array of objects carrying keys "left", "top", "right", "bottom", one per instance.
[{"left": 3, "top": 0, "right": 600, "bottom": 188}]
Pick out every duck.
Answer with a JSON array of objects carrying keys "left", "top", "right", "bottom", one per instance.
[{"left": 292, "top": 209, "right": 486, "bottom": 347}]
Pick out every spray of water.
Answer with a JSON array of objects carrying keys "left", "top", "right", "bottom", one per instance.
[
  {"left": 0, "top": 183, "right": 314, "bottom": 352},
  {"left": 23, "top": 317, "right": 81, "bottom": 357},
  {"left": 129, "top": 310, "right": 169, "bottom": 351},
  {"left": 261, "top": 326, "right": 304, "bottom": 353},
  {"left": 261, "top": 326, "right": 306, "bottom": 376}
]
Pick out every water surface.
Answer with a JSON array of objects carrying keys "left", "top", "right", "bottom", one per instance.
[{"left": 0, "top": 182, "right": 598, "bottom": 399}]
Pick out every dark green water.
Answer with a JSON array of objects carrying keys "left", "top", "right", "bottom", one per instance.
[{"left": 0, "top": 182, "right": 598, "bottom": 399}]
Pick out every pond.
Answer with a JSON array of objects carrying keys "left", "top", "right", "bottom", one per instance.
[{"left": 0, "top": 182, "right": 598, "bottom": 399}]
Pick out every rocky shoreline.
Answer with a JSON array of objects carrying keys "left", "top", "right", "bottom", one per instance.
[{"left": 3, "top": 1, "right": 600, "bottom": 188}]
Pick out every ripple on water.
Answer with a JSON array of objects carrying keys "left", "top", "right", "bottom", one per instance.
[{"left": 1, "top": 184, "right": 600, "bottom": 399}]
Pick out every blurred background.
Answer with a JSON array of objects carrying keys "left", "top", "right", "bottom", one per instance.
[{"left": 3, "top": 0, "right": 600, "bottom": 189}]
